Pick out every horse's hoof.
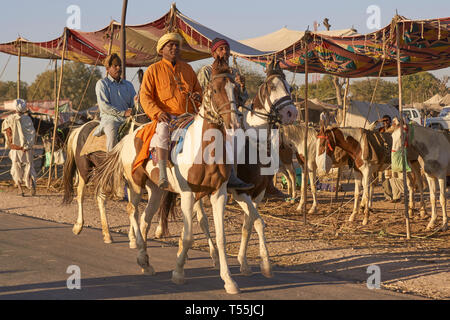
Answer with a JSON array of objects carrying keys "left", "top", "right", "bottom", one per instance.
[
  {"left": 240, "top": 266, "right": 253, "bottom": 276},
  {"left": 137, "top": 253, "right": 149, "bottom": 269},
  {"left": 224, "top": 281, "right": 240, "bottom": 295},
  {"left": 441, "top": 223, "right": 448, "bottom": 232},
  {"left": 103, "top": 235, "right": 113, "bottom": 244},
  {"left": 426, "top": 223, "right": 435, "bottom": 231},
  {"left": 308, "top": 208, "right": 317, "bottom": 215},
  {"left": 260, "top": 262, "right": 273, "bottom": 278},
  {"left": 72, "top": 223, "right": 83, "bottom": 235},
  {"left": 362, "top": 218, "right": 368, "bottom": 226},
  {"left": 129, "top": 241, "right": 137, "bottom": 249},
  {"left": 172, "top": 270, "right": 185, "bottom": 285},
  {"left": 420, "top": 209, "right": 427, "bottom": 219},
  {"left": 141, "top": 265, "right": 156, "bottom": 275}
]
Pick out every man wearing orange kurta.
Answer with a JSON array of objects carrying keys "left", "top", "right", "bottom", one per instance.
[{"left": 136, "top": 32, "right": 202, "bottom": 188}]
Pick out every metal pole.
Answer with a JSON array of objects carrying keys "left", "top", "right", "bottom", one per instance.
[
  {"left": 302, "top": 48, "right": 309, "bottom": 224},
  {"left": 120, "top": 0, "right": 128, "bottom": 80},
  {"left": 47, "top": 29, "right": 67, "bottom": 188},
  {"left": 396, "top": 21, "right": 411, "bottom": 240}
]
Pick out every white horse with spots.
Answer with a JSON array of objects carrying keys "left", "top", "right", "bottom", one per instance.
[{"left": 391, "top": 122, "right": 449, "bottom": 231}]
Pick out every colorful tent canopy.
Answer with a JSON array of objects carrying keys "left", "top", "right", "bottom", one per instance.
[
  {"left": 238, "top": 15, "right": 450, "bottom": 78},
  {"left": 0, "top": 5, "right": 267, "bottom": 67},
  {"left": 0, "top": 5, "right": 448, "bottom": 78}
]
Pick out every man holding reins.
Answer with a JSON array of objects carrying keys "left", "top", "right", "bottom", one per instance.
[
  {"left": 94, "top": 53, "right": 136, "bottom": 152},
  {"left": 197, "top": 37, "right": 253, "bottom": 191}
]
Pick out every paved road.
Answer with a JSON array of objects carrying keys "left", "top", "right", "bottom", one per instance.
[{"left": 0, "top": 212, "right": 421, "bottom": 300}]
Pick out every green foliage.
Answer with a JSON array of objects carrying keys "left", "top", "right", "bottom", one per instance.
[
  {"left": 402, "top": 72, "right": 442, "bottom": 103},
  {"left": 295, "top": 75, "right": 338, "bottom": 104},
  {"left": 0, "top": 81, "right": 28, "bottom": 103},
  {"left": 350, "top": 78, "right": 398, "bottom": 104},
  {"left": 27, "top": 61, "right": 102, "bottom": 111},
  {"left": 239, "top": 67, "right": 265, "bottom": 99}
]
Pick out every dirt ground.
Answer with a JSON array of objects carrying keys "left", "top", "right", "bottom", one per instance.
[{"left": 1, "top": 151, "right": 449, "bottom": 300}]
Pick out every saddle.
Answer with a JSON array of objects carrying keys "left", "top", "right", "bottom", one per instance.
[
  {"left": 361, "top": 129, "right": 391, "bottom": 165},
  {"left": 79, "top": 120, "right": 135, "bottom": 157},
  {"left": 148, "top": 114, "right": 195, "bottom": 166}
]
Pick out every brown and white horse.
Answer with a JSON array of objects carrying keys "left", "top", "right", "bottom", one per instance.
[
  {"left": 92, "top": 57, "right": 245, "bottom": 294},
  {"left": 316, "top": 126, "right": 425, "bottom": 225},
  {"left": 391, "top": 123, "right": 449, "bottom": 231}
]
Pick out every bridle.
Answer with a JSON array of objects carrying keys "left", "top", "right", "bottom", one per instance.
[
  {"left": 317, "top": 128, "right": 337, "bottom": 153},
  {"left": 200, "top": 72, "right": 242, "bottom": 127},
  {"left": 240, "top": 73, "right": 294, "bottom": 126}
]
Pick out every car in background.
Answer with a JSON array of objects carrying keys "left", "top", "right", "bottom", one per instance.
[
  {"left": 425, "top": 106, "right": 450, "bottom": 131},
  {"left": 402, "top": 107, "right": 423, "bottom": 125}
]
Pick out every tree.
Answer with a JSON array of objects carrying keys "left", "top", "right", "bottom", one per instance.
[
  {"left": 0, "top": 81, "right": 28, "bottom": 103},
  {"left": 349, "top": 78, "right": 398, "bottom": 103},
  {"left": 27, "top": 61, "right": 102, "bottom": 111},
  {"left": 295, "top": 74, "right": 339, "bottom": 104},
  {"left": 402, "top": 72, "right": 443, "bottom": 103}
]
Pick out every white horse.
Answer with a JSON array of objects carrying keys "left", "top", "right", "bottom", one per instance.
[
  {"left": 174, "top": 60, "right": 298, "bottom": 277},
  {"left": 93, "top": 57, "right": 247, "bottom": 294},
  {"left": 391, "top": 123, "right": 449, "bottom": 231}
]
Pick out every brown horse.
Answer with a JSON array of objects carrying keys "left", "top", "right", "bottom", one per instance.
[
  {"left": 316, "top": 126, "right": 425, "bottom": 225},
  {"left": 92, "top": 57, "right": 245, "bottom": 294}
]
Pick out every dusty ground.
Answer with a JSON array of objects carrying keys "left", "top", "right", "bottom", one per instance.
[
  {"left": 1, "top": 143, "right": 449, "bottom": 299},
  {"left": 1, "top": 167, "right": 449, "bottom": 300}
]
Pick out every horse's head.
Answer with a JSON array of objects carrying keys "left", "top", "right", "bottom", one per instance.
[
  {"left": 316, "top": 126, "right": 337, "bottom": 174},
  {"left": 207, "top": 56, "right": 241, "bottom": 130},
  {"left": 256, "top": 59, "right": 298, "bottom": 125}
]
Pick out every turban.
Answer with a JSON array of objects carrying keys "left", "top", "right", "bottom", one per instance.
[
  {"left": 14, "top": 99, "right": 27, "bottom": 113},
  {"left": 156, "top": 32, "right": 183, "bottom": 54},
  {"left": 211, "top": 38, "right": 229, "bottom": 53}
]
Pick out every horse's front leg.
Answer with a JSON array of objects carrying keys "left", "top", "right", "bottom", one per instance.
[
  {"left": 349, "top": 171, "right": 362, "bottom": 222},
  {"left": 406, "top": 172, "right": 415, "bottom": 219},
  {"left": 296, "top": 164, "right": 306, "bottom": 212},
  {"left": 425, "top": 174, "right": 438, "bottom": 231},
  {"left": 412, "top": 161, "right": 426, "bottom": 218},
  {"left": 96, "top": 191, "right": 113, "bottom": 244},
  {"left": 438, "top": 176, "right": 447, "bottom": 231},
  {"left": 308, "top": 166, "right": 317, "bottom": 214},
  {"left": 211, "top": 184, "right": 240, "bottom": 294},
  {"left": 361, "top": 167, "right": 372, "bottom": 226},
  {"left": 172, "top": 192, "right": 195, "bottom": 285},
  {"left": 194, "top": 199, "right": 219, "bottom": 268}
]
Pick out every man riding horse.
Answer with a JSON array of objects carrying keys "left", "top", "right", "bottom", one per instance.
[
  {"left": 136, "top": 33, "right": 252, "bottom": 190},
  {"left": 94, "top": 53, "right": 136, "bottom": 152},
  {"left": 197, "top": 37, "right": 253, "bottom": 191}
]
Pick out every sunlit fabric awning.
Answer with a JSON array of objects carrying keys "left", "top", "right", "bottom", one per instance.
[
  {"left": 237, "top": 15, "right": 450, "bottom": 77},
  {"left": 0, "top": 6, "right": 448, "bottom": 77},
  {"left": 0, "top": 6, "right": 268, "bottom": 67}
]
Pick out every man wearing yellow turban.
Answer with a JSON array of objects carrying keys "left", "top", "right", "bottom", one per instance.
[{"left": 136, "top": 32, "right": 202, "bottom": 188}]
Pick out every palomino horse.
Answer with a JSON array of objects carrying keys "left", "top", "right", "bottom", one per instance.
[
  {"left": 174, "top": 60, "right": 298, "bottom": 277},
  {"left": 92, "top": 57, "right": 244, "bottom": 294},
  {"left": 391, "top": 123, "right": 449, "bottom": 231},
  {"left": 316, "top": 126, "right": 425, "bottom": 225}
]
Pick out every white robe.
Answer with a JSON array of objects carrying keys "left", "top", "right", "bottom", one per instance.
[{"left": 1, "top": 114, "right": 36, "bottom": 188}]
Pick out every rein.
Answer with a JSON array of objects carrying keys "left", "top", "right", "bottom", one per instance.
[
  {"left": 240, "top": 74, "right": 293, "bottom": 126},
  {"left": 199, "top": 72, "right": 241, "bottom": 127},
  {"left": 317, "top": 129, "right": 336, "bottom": 152}
]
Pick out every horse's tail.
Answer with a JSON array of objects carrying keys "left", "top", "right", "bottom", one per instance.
[
  {"left": 92, "top": 138, "right": 126, "bottom": 198},
  {"left": 157, "top": 191, "right": 178, "bottom": 238},
  {"left": 62, "top": 129, "right": 78, "bottom": 204}
]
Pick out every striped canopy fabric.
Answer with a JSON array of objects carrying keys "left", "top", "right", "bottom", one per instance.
[{"left": 0, "top": 6, "right": 448, "bottom": 78}]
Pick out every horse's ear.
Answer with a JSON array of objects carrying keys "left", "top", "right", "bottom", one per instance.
[{"left": 266, "top": 58, "right": 274, "bottom": 75}]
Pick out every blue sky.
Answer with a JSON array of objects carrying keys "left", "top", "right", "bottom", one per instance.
[{"left": 0, "top": 0, "right": 449, "bottom": 88}]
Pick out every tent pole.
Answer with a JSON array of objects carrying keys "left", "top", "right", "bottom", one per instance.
[
  {"left": 120, "top": 0, "right": 128, "bottom": 80},
  {"left": 334, "top": 77, "right": 350, "bottom": 200},
  {"left": 108, "top": 22, "right": 115, "bottom": 55},
  {"left": 16, "top": 39, "right": 21, "bottom": 99},
  {"left": 396, "top": 21, "right": 411, "bottom": 240},
  {"left": 302, "top": 47, "right": 309, "bottom": 225},
  {"left": 47, "top": 29, "right": 67, "bottom": 189}
]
